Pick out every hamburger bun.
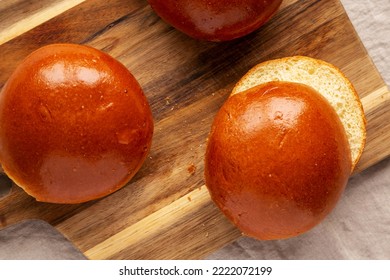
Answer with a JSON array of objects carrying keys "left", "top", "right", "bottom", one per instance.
[
  {"left": 0, "top": 43, "right": 154, "bottom": 204},
  {"left": 205, "top": 56, "right": 366, "bottom": 240},
  {"left": 147, "top": 0, "right": 283, "bottom": 41}
]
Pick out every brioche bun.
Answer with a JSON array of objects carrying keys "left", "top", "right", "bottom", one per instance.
[
  {"left": 205, "top": 56, "right": 366, "bottom": 240},
  {"left": 147, "top": 0, "right": 283, "bottom": 41},
  {"left": 0, "top": 44, "right": 154, "bottom": 204}
]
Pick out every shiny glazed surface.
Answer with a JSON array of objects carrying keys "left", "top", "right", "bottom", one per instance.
[
  {"left": 148, "top": 0, "right": 283, "bottom": 41},
  {"left": 0, "top": 44, "right": 154, "bottom": 203},
  {"left": 205, "top": 81, "right": 352, "bottom": 240}
]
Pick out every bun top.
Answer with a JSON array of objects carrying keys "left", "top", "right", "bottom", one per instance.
[
  {"left": 147, "top": 0, "right": 283, "bottom": 41},
  {"left": 232, "top": 56, "right": 366, "bottom": 170},
  {"left": 0, "top": 44, "right": 154, "bottom": 204},
  {"left": 205, "top": 81, "right": 353, "bottom": 239}
]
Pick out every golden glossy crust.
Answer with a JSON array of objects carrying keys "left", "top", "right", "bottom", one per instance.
[
  {"left": 232, "top": 56, "right": 366, "bottom": 170},
  {"left": 0, "top": 44, "right": 154, "bottom": 204},
  {"left": 147, "top": 0, "right": 283, "bottom": 41},
  {"left": 205, "top": 81, "right": 352, "bottom": 239}
]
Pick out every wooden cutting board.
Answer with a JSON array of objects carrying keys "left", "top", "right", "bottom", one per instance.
[{"left": 0, "top": 0, "right": 389, "bottom": 259}]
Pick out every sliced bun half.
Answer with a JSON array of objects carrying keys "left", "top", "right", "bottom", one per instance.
[
  {"left": 205, "top": 56, "right": 366, "bottom": 240},
  {"left": 232, "top": 56, "right": 366, "bottom": 170}
]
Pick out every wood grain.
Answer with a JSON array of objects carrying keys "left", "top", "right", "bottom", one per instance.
[
  {"left": 0, "top": 0, "right": 86, "bottom": 45},
  {"left": 0, "top": 0, "right": 389, "bottom": 259},
  {"left": 0, "top": 0, "right": 146, "bottom": 88}
]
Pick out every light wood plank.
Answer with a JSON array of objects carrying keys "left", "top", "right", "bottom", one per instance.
[{"left": 0, "top": 0, "right": 85, "bottom": 45}]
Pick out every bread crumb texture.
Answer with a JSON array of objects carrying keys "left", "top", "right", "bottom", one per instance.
[{"left": 232, "top": 56, "right": 366, "bottom": 169}]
